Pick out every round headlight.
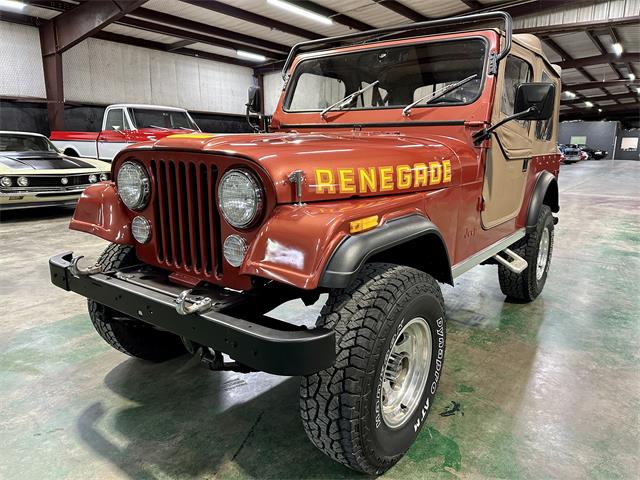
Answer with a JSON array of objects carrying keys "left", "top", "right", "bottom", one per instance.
[
  {"left": 223, "top": 235, "right": 248, "bottom": 267},
  {"left": 100, "top": 173, "right": 109, "bottom": 182},
  {"left": 17, "top": 176, "right": 29, "bottom": 187},
  {"left": 131, "top": 216, "right": 151, "bottom": 244},
  {"left": 218, "top": 169, "right": 263, "bottom": 228},
  {"left": 1, "top": 177, "right": 12, "bottom": 187},
  {"left": 88, "top": 174, "right": 98, "bottom": 183},
  {"left": 117, "top": 161, "right": 149, "bottom": 210}
]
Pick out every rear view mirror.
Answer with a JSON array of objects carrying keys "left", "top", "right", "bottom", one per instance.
[
  {"left": 514, "top": 83, "right": 555, "bottom": 120},
  {"left": 247, "top": 86, "right": 261, "bottom": 113}
]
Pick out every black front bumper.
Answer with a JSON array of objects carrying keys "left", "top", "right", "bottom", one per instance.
[{"left": 49, "top": 252, "right": 335, "bottom": 376}]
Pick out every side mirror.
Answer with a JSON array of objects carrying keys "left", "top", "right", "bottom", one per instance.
[
  {"left": 247, "top": 86, "right": 261, "bottom": 113},
  {"left": 514, "top": 82, "right": 555, "bottom": 120}
]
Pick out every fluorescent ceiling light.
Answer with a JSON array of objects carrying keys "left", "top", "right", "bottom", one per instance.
[
  {"left": 267, "top": 0, "right": 333, "bottom": 25},
  {"left": 629, "top": 73, "right": 636, "bottom": 81},
  {"left": 236, "top": 50, "right": 266, "bottom": 62},
  {"left": 584, "top": 101, "right": 594, "bottom": 108},
  {"left": 0, "top": 0, "right": 26, "bottom": 10},
  {"left": 612, "top": 42, "right": 623, "bottom": 55},
  {"left": 564, "top": 91, "right": 576, "bottom": 98}
]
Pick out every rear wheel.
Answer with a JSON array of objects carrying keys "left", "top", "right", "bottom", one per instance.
[
  {"left": 300, "top": 263, "right": 446, "bottom": 474},
  {"left": 88, "top": 244, "right": 186, "bottom": 362},
  {"left": 499, "top": 205, "right": 554, "bottom": 302}
]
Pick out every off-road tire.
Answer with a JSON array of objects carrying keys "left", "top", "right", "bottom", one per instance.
[
  {"left": 300, "top": 263, "right": 446, "bottom": 474},
  {"left": 88, "top": 244, "right": 186, "bottom": 362},
  {"left": 499, "top": 205, "right": 554, "bottom": 302}
]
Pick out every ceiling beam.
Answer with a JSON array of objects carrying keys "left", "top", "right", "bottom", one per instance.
[
  {"left": 93, "top": 31, "right": 254, "bottom": 67},
  {"left": 563, "top": 91, "right": 639, "bottom": 106},
  {"left": 129, "top": 7, "right": 291, "bottom": 54},
  {"left": 119, "top": 16, "right": 284, "bottom": 59},
  {"left": 557, "top": 52, "right": 640, "bottom": 70},
  {"left": 288, "top": 1, "right": 373, "bottom": 30},
  {"left": 375, "top": 1, "right": 428, "bottom": 22},
  {"left": 459, "top": 0, "right": 483, "bottom": 9},
  {"left": 39, "top": 0, "right": 148, "bottom": 55},
  {"left": 515, "top": 16, "right": 640, "bottom": 36},
  {"left": 563, "top": 80, "right": 640, "bottom": 92},
  {"left": 165, "top": 39, "right": 196, "bottom": 51},
  {"left": 180, "top": 0, "right": 322, "bottom": 40}
]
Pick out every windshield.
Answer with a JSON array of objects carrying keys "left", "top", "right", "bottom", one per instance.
[
  {"left": 0, "top": 134, "right": 58, "bottom": 153},
  {"left": 285, "top": 38, "right": 487, "bottom": 112},
  {"left": 129, "top": 109, "right": 198, "bottom": 130}
]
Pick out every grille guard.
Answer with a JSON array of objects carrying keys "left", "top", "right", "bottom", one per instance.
[{"left": 50, "top": 252, "right": 335, "bottom": 376}]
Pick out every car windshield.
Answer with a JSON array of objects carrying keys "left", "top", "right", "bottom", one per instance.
[
  {"left": 285, "top": 38, "right": 487, "bottom": 112},
  {"left": 129, "top": 108, "right": 198, "bottom": 130},
  {"left": 0, "top": 133, "right": 58, "bottom": 153}
]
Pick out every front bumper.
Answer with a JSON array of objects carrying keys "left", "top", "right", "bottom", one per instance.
[{"left": 49, "top": 252, "right": 335, "bottom": 376}]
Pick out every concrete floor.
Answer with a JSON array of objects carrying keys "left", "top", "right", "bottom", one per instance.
[{"left": 1, "top": 160, "right": 638, "bottom": 479}]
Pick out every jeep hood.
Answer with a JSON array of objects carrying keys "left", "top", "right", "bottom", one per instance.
[{"left": 135, "top": 132, "right": 467, "bottom": 203}]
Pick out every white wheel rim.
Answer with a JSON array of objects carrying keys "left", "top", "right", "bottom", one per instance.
[
  {"left": 536, "top": 227, "right": 550, "bottom": 281},
  {"left": 381, "top": 317, "right": 432, "bottom": 429}
]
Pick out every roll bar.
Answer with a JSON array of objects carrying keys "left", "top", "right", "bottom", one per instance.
[{"left": 282, "top": 11, "right": 512, "bottom": 79}]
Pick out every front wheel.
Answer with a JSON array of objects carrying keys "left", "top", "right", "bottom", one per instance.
[
  {"left": 88, "top": 244, "right": 186, "bottom": 362},
  {"left": 300, "top": 263, "right": 446, "bottom": 474}
]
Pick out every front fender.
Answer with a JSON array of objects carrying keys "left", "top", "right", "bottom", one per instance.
[
  {"left": 70, "top": 182, "right": 132, "bottom": 244},
  {"left": 241, "top": 193, "right": 426, "bottom": 290}
]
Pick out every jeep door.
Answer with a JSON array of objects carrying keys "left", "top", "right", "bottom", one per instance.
[{"left": 481, "top": 45, "right": 536, "bottom": 229}]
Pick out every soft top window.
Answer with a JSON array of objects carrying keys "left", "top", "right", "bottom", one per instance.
[{"left": 284, "top": 38, "right": 487, "bottom": 112}]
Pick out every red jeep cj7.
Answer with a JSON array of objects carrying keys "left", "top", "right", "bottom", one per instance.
[{"left": 50, "top": 12, "right": 561, "bottom": 474}]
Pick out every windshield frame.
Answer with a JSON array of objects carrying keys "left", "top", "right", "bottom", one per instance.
[
  {"left": 282, "top": 35, "right": 490, "bottom": 115},
  {"left": 0, "top": 133, "right": 60, "bottom": 153}
]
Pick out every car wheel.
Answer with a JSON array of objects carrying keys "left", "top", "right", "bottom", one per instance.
[{"left": 300, "top": 263, "right": 446, "bottom": 474}]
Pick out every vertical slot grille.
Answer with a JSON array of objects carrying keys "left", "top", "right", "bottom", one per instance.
[{"left": 150, "top": 158, "right": 218, "bottom": 276}]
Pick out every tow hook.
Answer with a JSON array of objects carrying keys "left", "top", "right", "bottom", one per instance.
[
  {"left": 174, "top": 289, "right": 213, "bottom": 315},
  {"left": 69, "top": 255, "right": 103, "bottom": 277}
]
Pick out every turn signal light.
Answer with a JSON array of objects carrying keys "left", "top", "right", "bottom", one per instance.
[{"left": 349, "top": 215, "right": 379, "bottom": 234}]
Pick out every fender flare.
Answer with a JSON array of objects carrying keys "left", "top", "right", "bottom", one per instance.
[
  {"left": 526, "top": 171, "right": 559, "bottom": 231},
  {"left": 318, "top": 214, "right": 453, "bottom": 288}
]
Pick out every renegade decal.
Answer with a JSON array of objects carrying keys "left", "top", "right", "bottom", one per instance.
[{"left": 314, "top": 161, "right": 452, "bottom": 194}]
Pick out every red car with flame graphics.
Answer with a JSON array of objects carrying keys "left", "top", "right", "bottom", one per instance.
[{"left": 50, "top": 12, "right": 560, "bottom": 474}]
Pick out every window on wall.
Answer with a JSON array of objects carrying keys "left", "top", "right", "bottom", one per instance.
[
  {"left": 535, "top": 72, "right": 555, "bottom": 141},
  {"left": 501, "top": 55, "right": 532, "bottom": 127}
]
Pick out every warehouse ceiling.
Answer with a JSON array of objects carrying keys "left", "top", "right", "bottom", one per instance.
[{"left": 1, "top": 0, "right": 639, "bottom": 125}]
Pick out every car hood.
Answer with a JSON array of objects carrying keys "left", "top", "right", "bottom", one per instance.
[
  {"left": 129, "top": 131, "right": 469, "bottom": 203},
  {"left": 0, "top": 151, "right": 99, "bottom": 170}
]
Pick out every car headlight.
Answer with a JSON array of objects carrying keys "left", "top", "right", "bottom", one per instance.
[
  {"left": 218, "top": 169, "right": 263, "bottom": 228},
  {"left": 1, "top": 177, "right": 12, "bottom": 187},
  {"left": 116, "top": 161, "right": 150, "bottom": 210},
  {"left": 100, "top": 173, "right": 109, "bottom": 182},
  {"left": 88, "top": 174, "right": 98, "bottom": 183},
  {"left": 17, "top": 176, "right": 29, "bottom": 187}
]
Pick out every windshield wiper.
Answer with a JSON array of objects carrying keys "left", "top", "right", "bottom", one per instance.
[
  {"left": 402, "top": 74, "right": 478, "bottom": 117},
  {"left": 321, "top": 80, "right": 380, "bottom": 119},
  {"left": 148, "top": 124, "right": 170, "bottom": 130}
]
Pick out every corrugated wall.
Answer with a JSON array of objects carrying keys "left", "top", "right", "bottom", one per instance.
[
  {"left": 62, "top": 37, "right": 256, "bottom": 114},
  {"left": 264, "top": 72, "right": 284, "bottom": 116},
  {"left": 0, "top": 21, "right": 46, "bottom": 98},
  {"left": 0, "top": 21, "right": 257, "bottom": 116}
]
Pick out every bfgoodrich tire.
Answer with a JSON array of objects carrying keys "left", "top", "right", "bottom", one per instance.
[
  {"left": 88, "top": 244, "right": 186, "bottom": 362},
  {"left": 300, "top": 263, "right": 446, "bottom": 474},
  {"left": 499, "top": 205, "right": 555, "bottom": 302}
]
